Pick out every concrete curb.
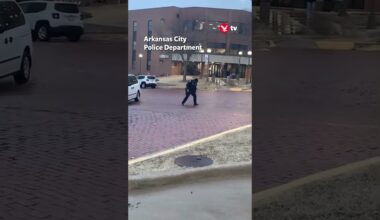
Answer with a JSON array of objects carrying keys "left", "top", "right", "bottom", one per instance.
[
  {"left": 260, "top": 38, "right": 380, "bottom": 51},
  {"left": 315, "top": 40, "right": 355, "bottom": 50},
  {"left": 129, "top": 124, "right": 252, "bottom": 165},
  {"left": 82, "top": 33, "right": 127, "bottom": 42},
  {"left": 156, "top": 85, "right": 252, "bottom": 92},
  {"left": 129, "top": 162, "right": 252, "bottom": 191},
  {"left": 253, "top": 156, "right": 380, "bottom": 205},
  {"left": 84, "top": 23, "right": 127, "bottom": 34}
]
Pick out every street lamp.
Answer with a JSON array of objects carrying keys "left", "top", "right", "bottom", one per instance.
[
  {"left": 247, "top": 51, "right": 252, "bottom": 84},
  {"left": 206, "top": 48, "right": 214, "bottom": 82},
  {"left": 206, "top": 48, "right": 212, "bottom": 81},
  {"left": 238, "top": 51, "right": 243, "bottom": 80},
  {"left": 138, "top": 53, "right": 143, "bottom": 74},
  {"left": 199, "top": 49, "right": 204, "bottom": 78}
]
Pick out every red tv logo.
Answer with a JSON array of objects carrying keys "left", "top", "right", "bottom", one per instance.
[{"left": 219, "top": 23, "right": 238, "bottom": 33}]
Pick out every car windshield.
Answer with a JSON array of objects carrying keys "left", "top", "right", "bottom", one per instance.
[
  {"left": 54, "top": 3, "right": 79, "bottom": 13},
  {"left": 128, "top": 76, "right": 135, "bottom": 85},
  {"left": 138, "top": 76, "right": 145, "bottom": 79},
  {"left": 148, "top": 76, "right": 155, "bottom": 79}
]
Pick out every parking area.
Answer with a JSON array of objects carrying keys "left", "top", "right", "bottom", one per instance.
[
  {"left": 0, "top": 38, "right": 128, "bottom": 219},
  {"left": 253, "top": 49, "right": 380, "bottom": 193}
]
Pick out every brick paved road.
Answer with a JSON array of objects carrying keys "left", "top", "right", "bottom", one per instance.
[
  {"left": 128, "top": 89, "right": 252, "bottom": 159},
  {"left": 253, "top": 49, "right": 380, "bottom": 193},
  {"left": 0, "top": 39, "right": 127, "bottom": 219}
]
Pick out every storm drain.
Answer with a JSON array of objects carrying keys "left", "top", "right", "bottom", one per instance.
[{"left": 174, "top": 155, "right": 213, "bottom": 168}]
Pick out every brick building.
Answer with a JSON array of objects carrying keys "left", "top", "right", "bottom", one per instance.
[
  {"left": 256, "top": 0, "right": 380, "bottom": 11},
  {"left": 128, "top": 7, "right": 252, "bottom": 79}
]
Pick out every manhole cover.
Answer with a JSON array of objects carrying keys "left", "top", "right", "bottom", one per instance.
[{"left": 174, "top": 155, "right": 213, "bottom": 168}]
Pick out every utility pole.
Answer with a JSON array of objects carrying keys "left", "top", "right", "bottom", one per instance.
[
  {"left": 138, "top": 53, "right": 143, "bottom": 74},
  {"left": 238, "top": 51, "right": 243, "bottom": 81}
]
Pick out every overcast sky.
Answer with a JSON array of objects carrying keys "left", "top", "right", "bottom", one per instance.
[{"left": 129, "top": 0, "right": 252, "bottom": 11}]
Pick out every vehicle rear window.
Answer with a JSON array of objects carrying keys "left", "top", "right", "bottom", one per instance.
[
  {"left": 148, "top": 76, "right": 155, "bottom": 79},
  {"left": 20, "top": 3, "right": 47, "bottom": 13},
  {"left": 54, "top": 3, "right": 79, "bottom": 13},
  {"left": 0, "top": 1, "right": 25, "bottom": 30},
  {"left": 138, "top": 76, "right": 144, "bottom": 79}
]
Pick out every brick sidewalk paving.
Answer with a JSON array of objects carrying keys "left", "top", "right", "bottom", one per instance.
[{"left": 128, "top": 89, "right": 252, "bottom": 159}]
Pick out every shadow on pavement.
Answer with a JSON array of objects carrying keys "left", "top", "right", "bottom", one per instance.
[{"left": 0, "top": 78, "right": 35, "bottom": 96}]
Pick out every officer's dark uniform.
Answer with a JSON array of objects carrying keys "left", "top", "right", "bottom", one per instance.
[{"left": 182, "top": 79, "right": 198, "bottom": 106}]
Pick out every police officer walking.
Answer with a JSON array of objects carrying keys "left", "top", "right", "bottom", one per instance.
[{"left": 182, "top": 78, "right": 198, "bottom": 106}]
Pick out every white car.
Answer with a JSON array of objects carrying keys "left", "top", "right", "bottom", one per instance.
[
  {"left": 137, "top": 75, "right": 158, "bottom": 89},
  {"left": 128, "top": 74, "right": 140, "bottom": 102},
  {"left": 0, "top": 0, "right": 33, "bottom": 84},
  {"left": 19, "top": 1, "right": 83, "bottom": 41}
]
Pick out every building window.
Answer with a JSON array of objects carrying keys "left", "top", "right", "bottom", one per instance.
[
  {"left": 194, "top": 20, "right": 205, "bottom": 31},
  {"left": 231, "top": 23, "right": 247, "bottom": 35},
  {"left": 132, "top": 22, "right": 137, "bottom": 70},
  {"left": 132, "top": 31, "right": 137, "bottom": 41},
  {"left": 133, "top": 20, "right": 137, "bottom": 32},
  {"left": 207, "top": 42, "right": 227, "bottom": 54},
  {"left": 146, "top": 50, "right": 151, "bottom": 71},
  {"left": 145, "top": 20, "right": 153, "bottom": 72},
  {"left": 147, "top": 20, "right": 153, "bottom": 36},
  {"left": 132, "top": 21, "right": 137, "bottom": 52},
  {"left": 132, "top": 50, "right": 136, "bottom": 70},
  {"left": 133, "top": 41, "right": 136, "bottom": 50},
  {"left": 183, "top": 20, "right": 194, "bottom": 32},
  {"left": 229, "top": 44, "right": 248, "bottom": 55}
]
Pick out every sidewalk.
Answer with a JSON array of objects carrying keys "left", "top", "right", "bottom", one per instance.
[
  {"left": 255, "top": 34, "right": 380, "bottom": 51},
  {"left": 129, "top": 175, "right": 251, "bottom": 220},
  {"left": 129, "top": 126, "right": 251, "bottom": 175},
  {"left": 129, "top": 126, "right": 252, "bottom": 220},
  {"left": 253, "top": 157, "right": 380, "bottom": 219}
]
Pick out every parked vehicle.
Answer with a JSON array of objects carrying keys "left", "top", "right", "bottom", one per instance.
[
  {"left": 19, "top": 1, "right": 83, "bottom": 42},
  {"left": 128, "top": 74, "right": 140, "bottom": 102},
  {"left": 0, "top": 0, "right": 33, "bottom": 84},
  {"left": 137, "top": 75, "right": 158, "bottom": 89}
]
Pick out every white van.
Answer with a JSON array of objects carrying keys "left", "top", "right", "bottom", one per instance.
[
  {"left": 19, "top": 1, "right": 83, "bottom": 41},
  {"left": 0, "top": 0, "right": 33, "bottom": 84},
  {"left": 128, "top": 74, "right": 140, "bottom": 102}
]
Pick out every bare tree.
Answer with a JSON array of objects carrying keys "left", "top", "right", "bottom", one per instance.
[
  {"left": 157, "top": 14, "right": 202, "bottom": 82},
  {"left": 336, "top": 0, "right": 348, "bottom": 16}
]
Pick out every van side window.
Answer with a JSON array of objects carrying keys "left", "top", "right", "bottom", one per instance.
[
  {"left": 0, "top": 1, "right": 25, "bottom": 31},
  {"left": 20, "top": 3, "right": 47, "bottom": 13}
]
